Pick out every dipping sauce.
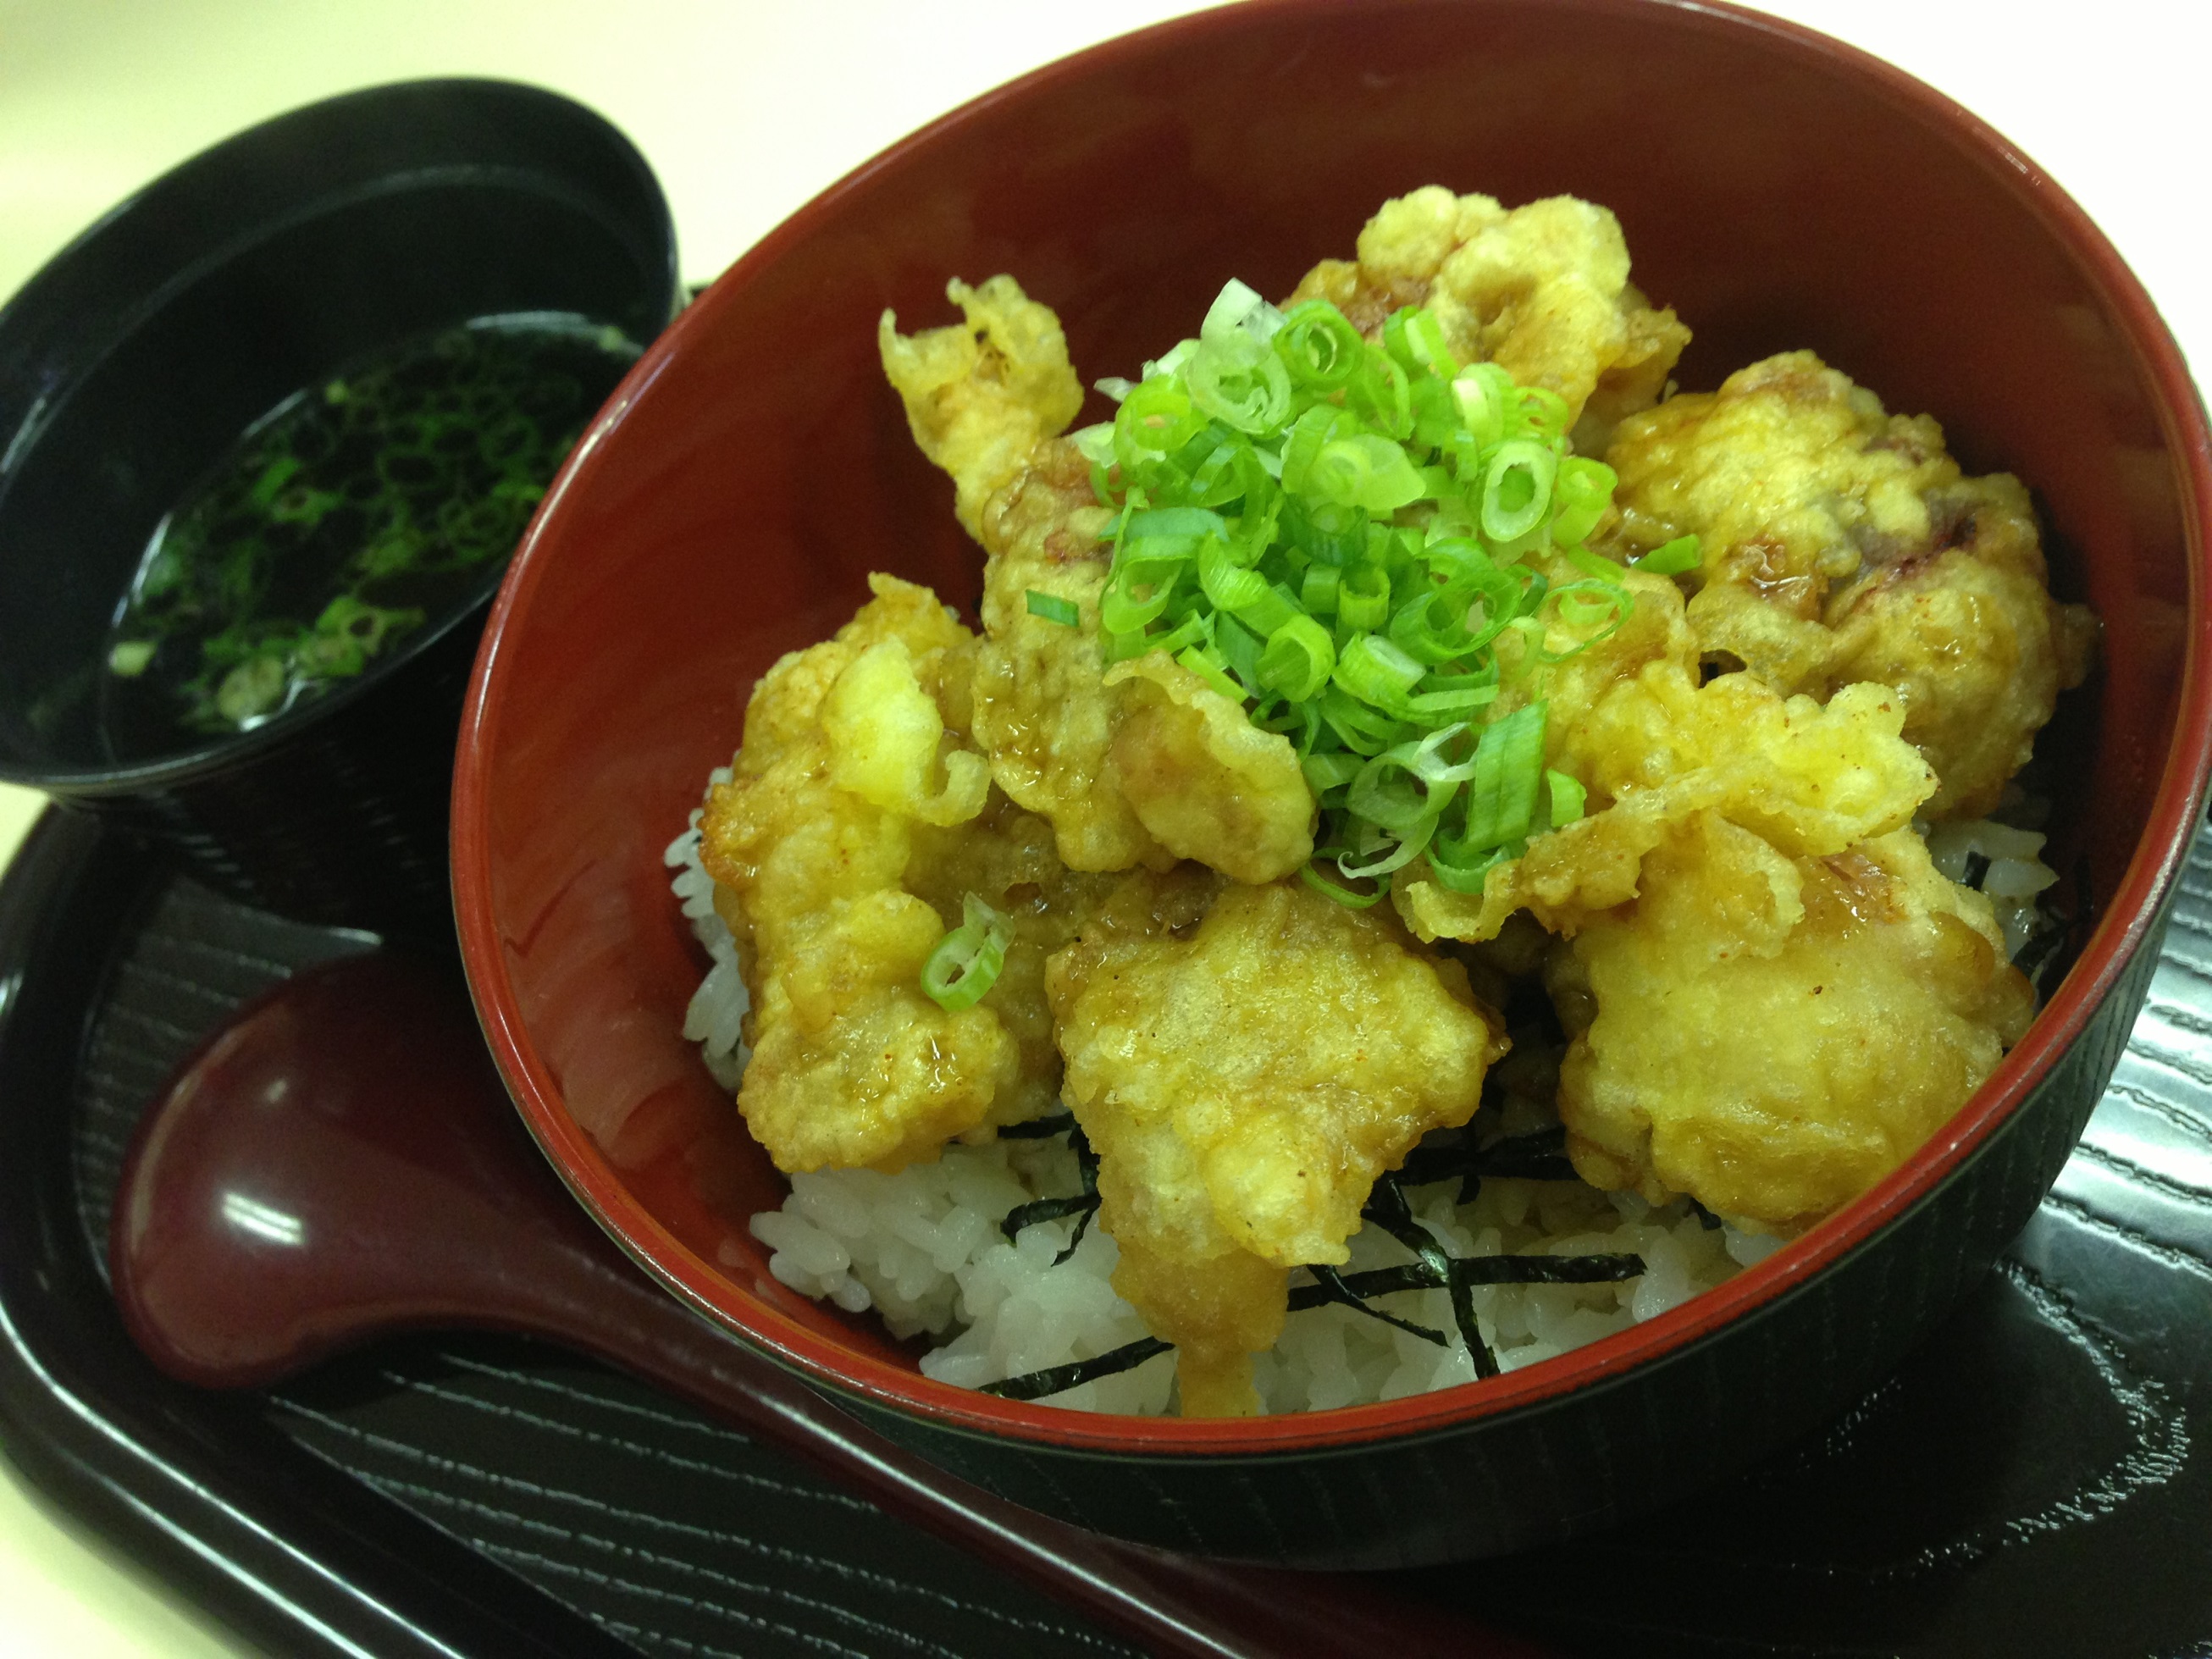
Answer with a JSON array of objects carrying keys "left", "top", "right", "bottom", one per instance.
[{"left": 97, "top": 312, "right": 638, "bottom": 758}]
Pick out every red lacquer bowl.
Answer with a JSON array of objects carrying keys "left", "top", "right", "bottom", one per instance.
[{"left": 453, "top": 0, "right": 2212, "bottom": 1566}]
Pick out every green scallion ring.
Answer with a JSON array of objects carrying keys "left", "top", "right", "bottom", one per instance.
[
  {"left": 1198, "top": 534, "right": 1270, "bottom": 611},
  {"left": 1550, "top": 456, "right": 1618, "bottom": 547},
  {"left": 1333, "top": 631, "right": 1424, "bottom": 711},
  {"left": 1259, "top": 613, "right": 1335, "bottom": 701},
  {"left": 921, "top": 897, "right": 1009, "bottom": 1011},
  {"left": 1347, "top": 744, "right": 1447, "bottom": 834},
  {"left": 1336, "top": 565, "right": 1391, "bottom": 633},
  {"left": 1480, "top": 439, "right": 1559, "bottom": 545},
  {"left": 1273, "top": 301, "right": 1366, "bottom": 391},
  {"left": 1545, "top": 768, "right": 1588, "bottom": 827}
]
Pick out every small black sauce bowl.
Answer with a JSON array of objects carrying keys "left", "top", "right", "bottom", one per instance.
[{"left": 0, "top": 79, "right": 677, "bottom": 940}]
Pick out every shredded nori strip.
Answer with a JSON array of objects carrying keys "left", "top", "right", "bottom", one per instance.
[
  {"left": 1288, "top": 1254, "right": 1645, "bottom": 1301},
  {"left": 1685, "top": 1197, "right": 1727, "bottom": 1231},
  {"left": 979, "top": 1336, "right": 1175, "bottom": 1402},
  {"left": 1396, "top": 1125, "right": 1579, "bottom": 1189},
  {"left": 998, "top": 1192, "right": 1099, "bottom": 1237},
  {"left": 1448, "top": 1253, "right": 1645, "bottom": 1286},
  {"left": 1298, "top": 1264, "right": 1447, "bottom": 1345},
  {"left": 978, "top": 1122, "right": 1646, "bottom": 1402},
  {"left": 1361, "top": 1170, "right": 1498, "bottom": 1375},
  {"left": 1961, "top": 849, "right": 1992, "bottom": 889},
  {"left": 999, "top": 1121, "right": 1101, "bottom": 1264},
  {"left": 2017, "top": 926, "right": 2069, "bottom": 995},
  {"left": 998, "top": 1112, "right": 1076, "bottom": 1139},
  {"left": 976, "top": 1248, "right": 1648, "bottom": 1402}
]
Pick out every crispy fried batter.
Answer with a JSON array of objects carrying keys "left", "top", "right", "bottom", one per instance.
[
  {"left": 964, "top": 438, "right": 1170, "bottom": 871},
  {"left": 1557, "top": 813, "right": 2034, "bottom": 1235},
  {"left": 883, "top": 304, "right": 1316, "bottom": 882},
  {"left": 879, "top": 276, "right": 1084, "bottom": 539},
  {"left": 906, "top": 801, "right": 1118, "bottom": 1130},
  {"left": 1287, "top": 185, "right": 1690, "bottom": 445},
  {"left": 1395, "top": 657, "right": 1935, "bottom": 945},
  {"left": 1103, "top": 653, "right": 1314, "bottom": 882},
  {"left": 1048, "top": 874, "right": 1507, "bottom": 1413},
  {"left": 1603, "top": 351, "right": 2098, "bottom": 816},
  {"left": 700, "top": 574, "right": 1102, "bottom": 1170}
]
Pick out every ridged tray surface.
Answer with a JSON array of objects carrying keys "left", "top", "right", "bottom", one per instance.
[{"left": 8, "top": 811, "right": 2210, "bottom": 1657}]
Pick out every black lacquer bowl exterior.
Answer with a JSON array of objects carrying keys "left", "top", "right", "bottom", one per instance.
[{"left": 0, "top": 78, "right": 677, "bottom": 937}]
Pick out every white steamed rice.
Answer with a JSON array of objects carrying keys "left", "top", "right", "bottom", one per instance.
[
  {"left": 663, "top": 788, "right": 2054, "bottom": 1414},
  {"left": 662, "top": 800, "right": 1795, "bottom": 1415}
]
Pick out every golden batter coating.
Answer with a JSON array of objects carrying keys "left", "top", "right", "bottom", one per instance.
[
  {"left": 1394, "top": 655, "right": 1936, "bottom": 947},
  {"left": 700, "top": 574, "right": 1098, "bottom": 1171},
  {"left": 964, "top": 437, "right": 1169, "bottom": 872},
  {"left": 1286, "top": 185, "right": 1690, "bottom": 446},
  {"left": 882, "top": 297, "right": 1316, "bottom": 882},
  {"left": 1603, "top": 350, "right": 2098, "bottom": 816},
  {"left": 1102, "top": 653, "right": 1314, "bottom": 883},
  {"left": 1048, "top": 873, "right": 1507, "bottom": 1413},
  {"left": 878, "top": 275, "right": 1084, "bottom": 539},
  {"left": 1557, "top": 813, "right": 2035, "bottom": 1235}
]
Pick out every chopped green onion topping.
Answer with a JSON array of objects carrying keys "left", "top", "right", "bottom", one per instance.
[
  {"left": 1084, "top": 282, "right": 1630, "bottom": 905},
  {"left": 1026, "top": 589, "right": 1080, "bottom": 627},
  {"left": 1178, "top": 644, "right": 1244, "bottom": 702},
  {"left": 1300, "top": 749, "right": 1363, "bottom": 794},
  {"left": 1259, "top": 614, "right": 1335, "bottom": 700},
  {"left": 921, "top": 894, "right": 1009, "bottom": 1010},
  {"left": 1457, "top": 700, "right": 1548, "bottom": 852},
  {"left": 1480, "top": 439, "right": 1558, "bottom": 545}
]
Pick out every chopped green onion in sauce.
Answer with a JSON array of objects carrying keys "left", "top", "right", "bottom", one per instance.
[
  {"left": 1633, "top": 533, "right": 1702, "bottom": 576},
  {"left": 97, "top": 313, "right": 639, "bottom": 753},
  {"left": 921, "top": 893, "right": 1010, "bottom": 1010}
]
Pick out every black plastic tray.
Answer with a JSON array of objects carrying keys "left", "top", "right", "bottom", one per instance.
[{"left": 3, "top": 803, "right": 2210, "bottom": 1657}]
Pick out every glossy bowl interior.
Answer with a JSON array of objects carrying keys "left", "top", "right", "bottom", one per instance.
[{"left": 454, "top": 0, "right": 2212, "bottom": 1552}]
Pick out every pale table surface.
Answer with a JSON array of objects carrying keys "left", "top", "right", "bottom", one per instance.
[{"left": 0, "top": 0, "right": 2200, "bottom": 1651}]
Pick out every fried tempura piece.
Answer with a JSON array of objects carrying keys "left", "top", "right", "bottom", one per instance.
[
  {"left": 1048, "top": 873, "right": 1507, "bottom": 1414},
  {"left": 1557, "top": 812, "right": 2035, "bottom": 1235},
  {"left": 1103, "top": 653, "right": 1314, "bottom": 882},
  {"left": 1491, "top": 558, "right": 1703, "bottom": 748},
  {"left": 1287, "top": 185, "right": 1690, "bottom": 445},
  {"left": 883, "top": 301, "right": 1314, "bottom": 881},
  {"left": 700, "top": 574, "right": 1095, "bottom": 1171},
  {"left": 963, "top": 438, "right": 1166, "bottom": 871},
  {"left": 1395, "top": 658, "right": 1936, "bottom": 945},
  {"left": 1604, "top": 351, "right": 2099, "bottom": 816},
  {"left": 878, "top": 275, "right": 1084, "bottom": 539},
  {"left": 906, "top": 800, "right": 1118, "bottom": 1130}
]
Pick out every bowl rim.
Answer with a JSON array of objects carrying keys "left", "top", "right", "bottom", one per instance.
[
  {"left": 0, "top": 75, "right": 678, "bottom": 798},
  {"left": 453, "top": 0, "right": 2212, "bottom": 1457}
]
